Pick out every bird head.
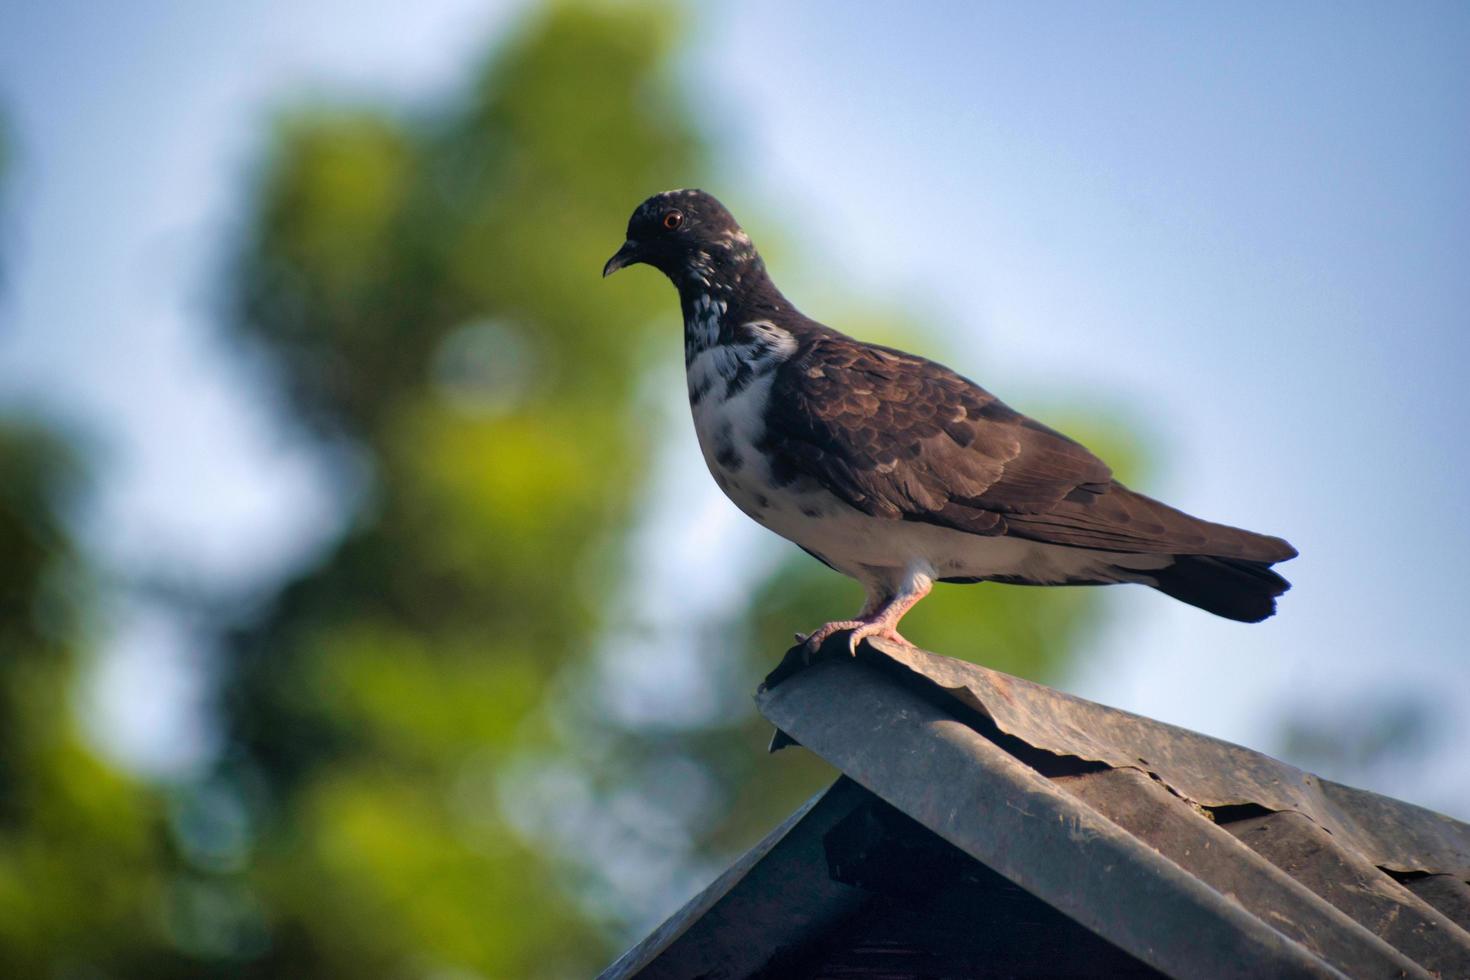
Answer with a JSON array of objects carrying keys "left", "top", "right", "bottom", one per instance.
[{"left": 603, "top": 189, "right": 755, "bottom": 289}]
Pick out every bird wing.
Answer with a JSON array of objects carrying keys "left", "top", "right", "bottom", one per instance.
[
  {"left": 762, "top": 335, "right": 1112, "bottom": 535},
  {"left": 761, "top": 334, "right": 1295, "bottom": 562},
  {"left": 1004, "top": 483, "right": 1296, "bottom": 561}
]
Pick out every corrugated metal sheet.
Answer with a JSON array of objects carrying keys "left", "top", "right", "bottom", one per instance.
[
  {"left": 602, "top": 642, "right": 1470, "bottom": 979},
  {"left": 838, "top": 640, "right": 1470, "bottom": 879}
]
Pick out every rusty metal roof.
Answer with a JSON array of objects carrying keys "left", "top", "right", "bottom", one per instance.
[{"left": 601, "top": 641, "right": 1470, "bottom": 979}]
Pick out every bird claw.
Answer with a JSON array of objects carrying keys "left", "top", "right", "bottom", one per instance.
[
  {"left": 798, "top": 619, "right": 866, "bottom": 655},
  {"left": 763, "top": 620, "right": 913, "bottom": 691}
]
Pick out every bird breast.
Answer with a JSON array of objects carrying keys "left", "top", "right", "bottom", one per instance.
[
  {"left": 682, "top": 315, "right": 1161, "bottom": 589},
  {"left": 685, "top": 314, "right": 797, "bottom": 523}
]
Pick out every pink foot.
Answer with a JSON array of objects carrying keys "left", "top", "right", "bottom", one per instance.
[
  {"left": 767, "top": 575, "right": 931, "bottom": 691},
  {"left": 796, "top": 619, "right": 913, "bottom": 657},
  {"left": 766, "top": 619, "right": 913, "bottom": 692}
]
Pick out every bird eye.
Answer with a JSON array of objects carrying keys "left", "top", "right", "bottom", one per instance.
[{"left": 662, "top": 210, "right": 683, "bottom": 230}]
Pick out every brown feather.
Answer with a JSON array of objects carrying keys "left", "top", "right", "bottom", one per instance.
[{"left": 762, "top": 332, "right": 1295, "bottom": 563}]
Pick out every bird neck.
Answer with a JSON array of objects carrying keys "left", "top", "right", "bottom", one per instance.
[{"left": 677, "top": 253, "right": 791, "bottom": 362}]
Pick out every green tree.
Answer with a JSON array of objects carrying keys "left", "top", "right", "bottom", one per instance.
[
  {"left": 0, "top": 6, "right": 1137, "bottom": 976},
  {"left": 0, "top": 108, "right": 201, "bottom": 980},
  {"left": 217, "top": 6, "right": 711, "bottom": 976},
  {"left": 211, "top": 5, "right": 1136, "bottom": 975},
  {"left": 0, "top": 430, "right": 210, "bottom": 977}
]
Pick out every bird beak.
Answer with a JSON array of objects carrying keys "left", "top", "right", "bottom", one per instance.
[{"left": 602, "top": 240, "right": 639, "bottom": 278}]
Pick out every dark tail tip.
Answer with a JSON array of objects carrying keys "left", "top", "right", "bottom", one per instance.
[{"left": 1150, "top": 555, "right": 1292, "bottom": 623}]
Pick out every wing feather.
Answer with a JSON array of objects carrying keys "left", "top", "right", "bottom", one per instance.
[
  {"left": 762, "top": 335, "right": 1111, "bottom": 533},
  {"left": 762, "top": 333, "right": 1295, "bottom": 563}
]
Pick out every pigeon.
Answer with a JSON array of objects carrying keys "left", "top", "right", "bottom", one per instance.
[{"left": 604, "top": 189, "right": 1296, "bottom": 680}]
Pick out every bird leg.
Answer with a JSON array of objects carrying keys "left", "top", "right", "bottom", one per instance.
[
  {"left": 796, "top": 571, "right": 933, "bottom": 658},
  {"left": 764, "top": 570, "right": 933, "bottom": 692}
]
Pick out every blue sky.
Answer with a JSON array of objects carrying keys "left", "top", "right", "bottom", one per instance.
[
  {"left": 694, "top": 3, "right": 1470, "bottom": 808},
  {"left": 2, "top": 2, "right": 1467, "bottom": 809}
]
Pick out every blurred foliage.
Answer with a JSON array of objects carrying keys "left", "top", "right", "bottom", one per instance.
[
  {"left": 0, "top": 426, "right": 203, "bottom": 979},
  {"left": 0, "top": 111, "right": 167, "bottom": 978},
  {"left": 218, "top": 6, "right": 700, "bottom": 975},
  {"left": 0, "top": 5, "right": 1136, "bottom": 977}
]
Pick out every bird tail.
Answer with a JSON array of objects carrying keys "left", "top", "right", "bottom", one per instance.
[{"left": 1145, "top": 554, "right": 1291, "bottom": 623}]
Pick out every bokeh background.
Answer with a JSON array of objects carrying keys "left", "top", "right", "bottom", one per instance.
[{"left": 1, "top": 2, "right": 1467, "bottom": 976}]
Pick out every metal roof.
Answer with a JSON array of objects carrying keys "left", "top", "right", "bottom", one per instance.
[{"left": 601, "top": 641, "right": 1470, "bottom": 979}]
